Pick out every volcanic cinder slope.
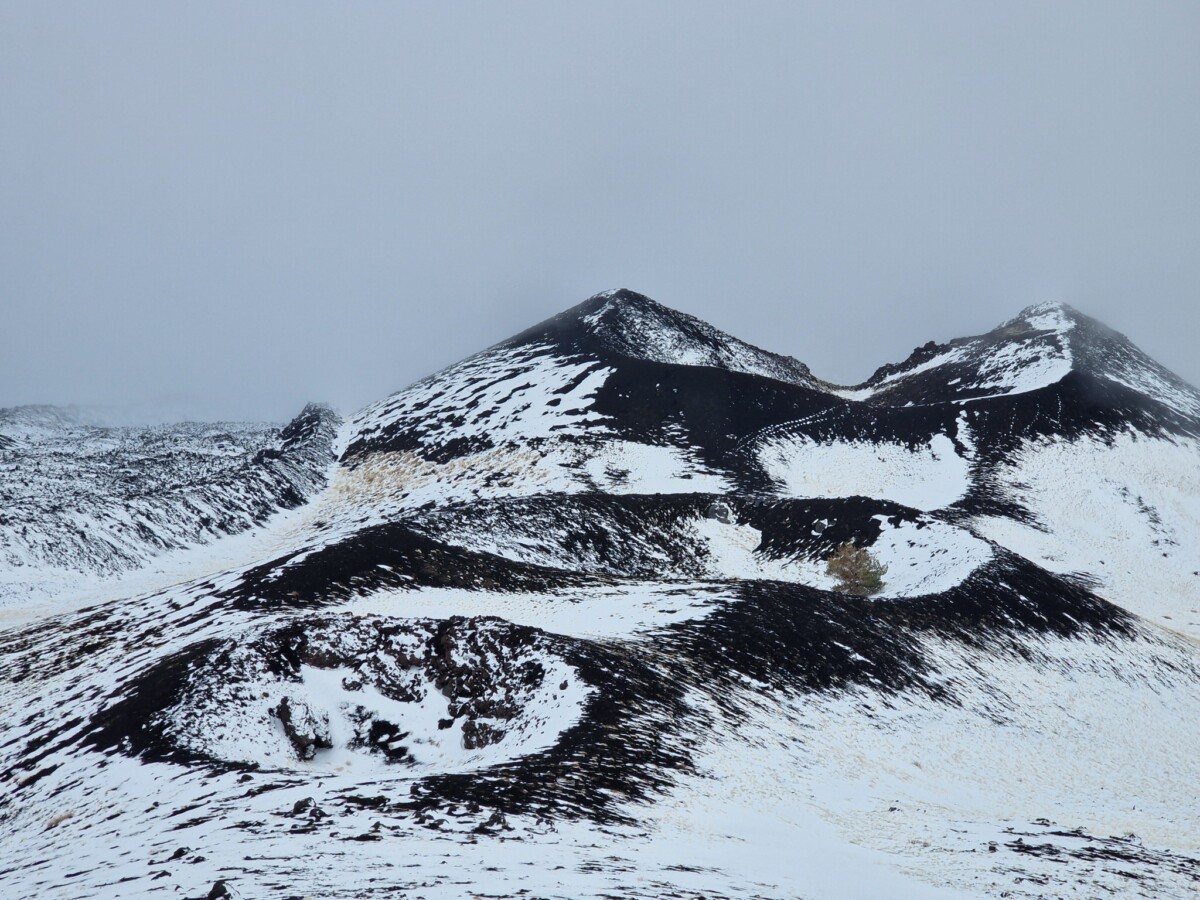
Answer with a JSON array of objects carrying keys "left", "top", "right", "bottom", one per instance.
[{"left": 2, "top": 290, "right": 1199, "bottom": 899}]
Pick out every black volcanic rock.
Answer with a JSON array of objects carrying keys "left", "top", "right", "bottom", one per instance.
[
  {"left": 274, "top": 697, "right": 332, "bottom": 761},
  {"left": 3, "top": 291, "right": 1200, "bottom": 900},
  {"left": 854, "top": 302, "right": 1200, "bottom": 431},
  {"left": 510, "top": 288, "right": 820, "bottom": 387}
]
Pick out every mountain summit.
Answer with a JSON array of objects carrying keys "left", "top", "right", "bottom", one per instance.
[
  {"left": 512, "top": 288, "right": 820, "bottom": 387},
  {"left": 845, "top": 301, "right": 1200, "bottom": 422},
  {"left": 3, "top": 291, "right": 1199, "bottom": 899}
]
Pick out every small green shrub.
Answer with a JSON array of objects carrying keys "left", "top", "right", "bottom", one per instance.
[{"left": 825, "top": 541, "right": 888, "bottom": 596}]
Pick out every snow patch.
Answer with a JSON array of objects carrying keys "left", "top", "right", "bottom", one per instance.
[
  {"left": 582, "top": 440, "right": 732, "bottom": 495},
  {"left": 757, "top": 432, "right": 970, "bottom": 511},
  {"left": 690, "top": 514, "right": 991, "bottom": 597},
  {"left": 863, "top": 517, "right": 993, "bottom": 597},
  {"left": 971, "top": 336, "right": 1072, "bottom": 395},
  {"left": 341, "top": 583, "right": 734, "bottom": 640}
]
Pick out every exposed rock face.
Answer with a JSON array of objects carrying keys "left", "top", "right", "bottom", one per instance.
[
  {"left": 704, "top": 500, "right": 734, "bottom": 524},
  {"left": 134, "top": 614, "right": 583, "bottom": 772},
  {"left": 274, "top": 697, "right": 332, "bottom": 761}
]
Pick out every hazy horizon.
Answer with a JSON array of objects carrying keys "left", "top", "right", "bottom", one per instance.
[{"left": 4, "top": 2, "right": 1198, "bottom": 422}]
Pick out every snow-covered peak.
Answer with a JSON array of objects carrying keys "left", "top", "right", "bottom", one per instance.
[
  {"left": 843, "top": 301, "right": 1199, "bottom": 419},
  {"left": 1008, "top": 300, "right": 1080, "bottom": 334},
  {"left": 517, "top": 288, "right": 820, "bottom": 388},
  {"left": 1005, "top": 302, "right": 1200, "bottom": 420},
  {"left": 849, "top": 306, "right": 1074, "bottom": 404}
]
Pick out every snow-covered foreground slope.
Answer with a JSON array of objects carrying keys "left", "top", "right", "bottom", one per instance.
[
  {"left": 2, "top": 290, "right": 1199, "bottom": 899},
  {"left": 3, "top": 550, "right": 1196, "bottom": 899}
]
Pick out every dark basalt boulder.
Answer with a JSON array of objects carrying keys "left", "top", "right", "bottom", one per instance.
[
  {"left": 704, "top": 499, "right": 734, "bottom": 524},
  {"left": 273, "top": 696, "right": 332, "bottom": 761}
]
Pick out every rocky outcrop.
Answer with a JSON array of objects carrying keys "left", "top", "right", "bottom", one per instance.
[{"left": 274, "top": 697, "right": 332, "bottom": 761}]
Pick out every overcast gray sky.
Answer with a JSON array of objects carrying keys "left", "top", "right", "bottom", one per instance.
[{"left": 3, "top": 2, "right": 1198, "bottom": 422}]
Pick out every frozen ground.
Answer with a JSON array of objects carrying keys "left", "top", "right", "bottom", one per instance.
[
  {"left": 3, "top": 292, "right": 1199, "bottom": 899},
  {"left": 3, "top": 565, "right": 1196, "bottom": 899}
]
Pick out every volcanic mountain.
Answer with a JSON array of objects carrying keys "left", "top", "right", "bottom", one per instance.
[{"left": 2, "top": 290, "right": 1199, "bottom": 899}]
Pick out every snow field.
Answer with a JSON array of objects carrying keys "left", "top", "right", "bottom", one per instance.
[
  {"left": 341, "top": 583, "right": 737, "bottom": 640},
  {"left": 8, "top": 616, "right": 1197, "bottom": 899},
  {"left": 787, "top": 628, "right": 1200, "bottom": 897},
  {"left": 756, "top": 431, "right": 971, "bottom": 511},
  {"left": 971, "top": 431, "right": 1200, "bottom": 637}
]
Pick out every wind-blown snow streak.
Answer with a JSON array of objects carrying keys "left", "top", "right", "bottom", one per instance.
[
  {"left": 348, "top": 342, "right": 612, "bottom": 456},
  {"left": 972, "top": 430, "right": 1200, "bottom": 637}
]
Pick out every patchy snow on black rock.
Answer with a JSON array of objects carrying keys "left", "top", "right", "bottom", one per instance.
[
  {"left": 165, "top": 614, "right": 586, "bottom": 769},
  {"left": 2, "top": 291, "right": 1199, "bottom": 899},
  {"left": 0, "top": 402, "right": 339, "bottom": 614}
]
